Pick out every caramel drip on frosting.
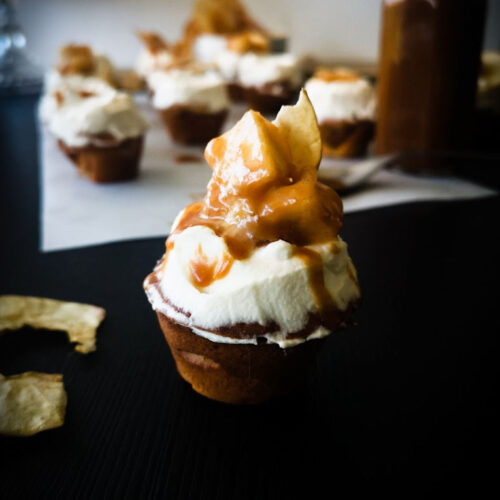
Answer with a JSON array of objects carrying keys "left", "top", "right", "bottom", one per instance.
[
  {"left": 189, "top": 244, "right": 233, "bottom": 288},
  {"left": 166, "top": 93, "right": 344, "bottom": 311},
  {"left": 292, "top": 246, "right": 335, "bottom": 314}
]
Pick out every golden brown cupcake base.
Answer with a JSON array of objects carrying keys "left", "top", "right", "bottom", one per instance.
[
  {"left": 58, "top": 136, "right": 143, "bottom": 183},
  {"left": 158, "top": 105, "right": 228, "bottom": 145},
  {"left": 243, "top": 82, "right": 299, "bottom": 115},
  {"left": 156, "top": 312, "right": 324, "bottom": 405},
  {"left": 319, "top": 119, "right": 374, "bottom": 158}
]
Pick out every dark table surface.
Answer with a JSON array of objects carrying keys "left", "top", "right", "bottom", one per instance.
[{"left": 1, "top": 95, "right": 499, "bottom": 498}]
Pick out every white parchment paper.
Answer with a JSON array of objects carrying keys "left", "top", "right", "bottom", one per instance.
[{"left": 40, "top": 98, "right": 496, "bottom": 252}]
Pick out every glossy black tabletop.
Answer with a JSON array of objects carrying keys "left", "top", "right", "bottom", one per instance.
[{"left": 1, "top": 95, "right": 499, "bottom": 498}]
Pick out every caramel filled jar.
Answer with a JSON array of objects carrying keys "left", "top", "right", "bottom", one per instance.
[{"left": 375, "top": 0, "right": 486, "bottom": 170}]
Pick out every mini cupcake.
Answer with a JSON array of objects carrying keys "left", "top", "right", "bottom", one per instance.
[
  {"left": 304, "top": 68, "right": 376, "bottom": 158},
  {"left": 144, "top": 91, "right": 361, "bottom": 404},
  {"left": 42, "top": 77, "right": 147, "bottom": 183},
  {"left": 148, "top": 66, "right": 230, "bottom": 145},
  {"left": 194, "top": 31, "right": 270, "bottom": 101},
  {"left": 237, "top": 52, "right": 303, "bottom": 114}
]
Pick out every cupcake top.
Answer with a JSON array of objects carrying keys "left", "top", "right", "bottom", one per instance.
[
  {"left": 144, "top": 90, "right": 360, "bottom": 347},
  {"left": 194, "top": 30, "right": 269, "bottom": 60},
  {"left": 148, "top": 67, "right": 230, "bottom": 112},
  {"left": 42, "top": 76, "right": 147, "bottom": 147},
  {"left": 304, "top": 68, "right": 376, "bottom": 123},
  {"left": 54, "top": 44, "right": 116, "bottom": 87},
  {"left": 236, "top": 52, "right": 303, "bottom": 87},
  {"left": 135, "top": 32, "right": 175, "bottom": 78}
]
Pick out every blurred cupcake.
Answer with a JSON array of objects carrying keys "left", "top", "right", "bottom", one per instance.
[
  {"left": 194, "top": 30, "right": 270, "bottom": 101},
  {"left": 148, "top": 66, "right": 230, "bottom": 145},
  {"left": 237, "top": 52, "right": 303, "bottom": 114},
  {"left": 304, "top": 68, "right": 376, "bottom": 158},
  {"left": 42, "top": 77, "right": 147, "bottom": 183}
]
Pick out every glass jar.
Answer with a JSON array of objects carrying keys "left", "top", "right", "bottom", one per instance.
[{"left": 375, "top": 0, "right": 487, "bottom": 171}]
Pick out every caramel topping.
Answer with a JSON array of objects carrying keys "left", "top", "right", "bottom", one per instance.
[
  {"left": 188, "top": 0, "right": 266, "bottom": 35},
  {"left": 314, "top": 67, "right": 360, "bottom": 83},
  {"left": 164, "top": 91, "right": 346, "bottom": 313},
  {"left": 292, "top": 246, "right": 335, "bottom": 314},
  {"left": 175, "top": 0, "right": 268, "bottom": 61},
  {"left": 226, "top": 31, "right": 269, "bottom": 54},
  {"left": 171, "top": 112, "right": 341, "bottom": 260},
  {"left": 189, "top": 244, "right": 234, "bottom": 288},
  {"left": 137, "top": 31, "right": 170, "bottom": 55},
  {"left": 57, "top": 44, "right": 95, "bottom": 76}
]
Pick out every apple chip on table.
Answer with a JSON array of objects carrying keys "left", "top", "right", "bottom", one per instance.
[
  {"left": 0, "top": 295, "right": 106, "bottom": 353},
  {"left": 0, "top": 372, "right": 67, "bottom": 437}
]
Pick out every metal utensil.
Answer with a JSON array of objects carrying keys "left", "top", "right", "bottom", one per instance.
[{"left": 318, "top": 154, "right": 397, "bottom": 192}]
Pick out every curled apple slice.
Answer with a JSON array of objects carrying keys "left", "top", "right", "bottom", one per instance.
[{"left": 273, "top": 89, "right": 322, "bottom": 171}]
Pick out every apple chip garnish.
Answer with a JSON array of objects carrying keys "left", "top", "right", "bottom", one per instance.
[
  {"left": 0, "top": 295, "right": 105, "bottom": 354},
  {"left": 0, "top": 372, "right": 67, "bottom": 437},
  {"left": 273, "top": 89, "right": 322, "bottom": 171}
]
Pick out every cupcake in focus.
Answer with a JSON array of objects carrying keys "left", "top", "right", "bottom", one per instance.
[
  {"left": 41, "top": 76, "right": 147, "bottom": 183},
  {"left": 144, "top": 90, "right": 361, "bottom": 404},
  {"left": 305, "top": 67, "right": 376, "bottom": 158},
  {"left": 148, "top": 66, "right": 230, "bottom": 145}
]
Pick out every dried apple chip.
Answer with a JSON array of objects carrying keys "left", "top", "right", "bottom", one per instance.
[
  {"left": 0, "top": 295, "right": 105, "bottom": 354},
  {"left": 273, "top": 89, "right": 322, "bottom": 171},
  {"left": 0, "top": 372, "right": 67, "bottom": 437}
]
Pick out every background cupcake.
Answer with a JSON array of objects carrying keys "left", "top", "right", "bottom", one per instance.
[
  {"left": 42, "top": 76, "right": 147, "bottom": 183},
  {"left": 195, "top": 30, "right": 270, "bottom": 101},
  {"left": 148, "top": 65, "right": 230, "bottom": 145},
  {"left": 237, "top": 52, "right": 303, "bottom": 114},
  {"left": 305, "top": 67, "right": 376, "bottom": 158}
]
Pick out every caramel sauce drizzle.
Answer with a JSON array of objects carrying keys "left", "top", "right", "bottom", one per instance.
[
  {"left": 314, "top": 67, "right": 361, "bottom": 83},
  {"left": 292, "top": 246, "right": 335, "bottom": 313},
  {"left": 57, "top": 44, "right": 95, "bottom": 76},
  {"left": 165, "top": 108, "right": 345, "bottom": 315},
  {"left": 189, "top": 244, "right": 233, "bottom": 288},
  {"left": 55, "top": 91, "right": 64, "bottom": 106},
  {"left": 78, "top": 90, "right": 96, "bottom": 99}
]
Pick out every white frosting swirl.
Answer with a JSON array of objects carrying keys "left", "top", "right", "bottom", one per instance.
[
  {"left": 148, "top": 68, "right": 230, "bottom": 112},
  {"left": 237, "top": 53, "right": 303, "bottom": 87},
  {"left": 304, "top": 77, "right": 376, "bottom": 122},
  {"left": 144, "top": 225, "right": 360, "bottom": 348},
  {"left": 41, "top": 76, "right": 147, "bottom": 147}
]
